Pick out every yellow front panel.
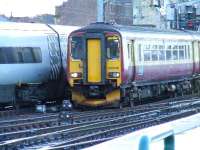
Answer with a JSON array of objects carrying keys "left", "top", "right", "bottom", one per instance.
[
  {"left": 106, "top": 60, "right": 121, "bottom": 86},
  {"left": 69, "top": 59, "right": 83, "bottom": 86},
  {"left": 87, "top": 39, "right": 101, "bottom": 83}
]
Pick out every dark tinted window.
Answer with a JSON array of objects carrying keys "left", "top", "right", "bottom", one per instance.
[
  {"left": 179, "top": 50, "right": 184, "bottom": 59},
  {"left": 106, "top": 36, "right": 120, "bottom": 59},
  {"left": 166, "top": 50, "right": 172, "bottom": 60},
  {"left": 0, "top": 47, "right": 42, "bottom": 64},
  {"left": 152, "top": 51, "right": 158, "bottom": 61},
  {"left": 159, "top": 51, "right": 165, "bottom": 60},
  {"left": 144, "top": 50, "right": 151, "bottom": 61},
  {"left": 71, "top": 37, "right": 83, "bottom": 59},
  {"left": 172, "top": 50, "right": 178, "bottom": 60}
]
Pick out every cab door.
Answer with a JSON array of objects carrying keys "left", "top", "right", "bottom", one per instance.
[
  {"left": 84, "top": 34, "right": 105, "bottom": 84},
  {"left": 127, "top": 40, "right": 135, "bottom": 80},
  {"left": 87, "top": 39, "right": 102, "bottom": 83}
]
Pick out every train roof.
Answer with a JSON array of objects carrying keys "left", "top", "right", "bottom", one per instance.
[
  {"left": 0, "top": 22, "right": 79, "bottom": 35},
  {"left": 72, "top": 22, "right": 200, "bottom": 40}
]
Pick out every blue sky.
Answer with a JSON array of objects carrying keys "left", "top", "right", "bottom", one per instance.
[{"left": 0, "top": 0, "right": 67, "bottom": 17}]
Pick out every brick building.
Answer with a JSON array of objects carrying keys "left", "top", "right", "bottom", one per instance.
[
  {"left": 55, "top": 0, "right": 97, "bottom": 26},
  {"left": 104, "top": 0, "right": 133, "bottom": 25},
  {"left": 55, "top": 0, "right": 133, "bottom": 26}
]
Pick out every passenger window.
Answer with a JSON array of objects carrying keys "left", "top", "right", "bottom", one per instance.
[
  {"left": 166, "top": 50, "right": 172, "bottom": 60},
  {"left": 0, "top": 47, "right": 42, "bottom": 64},
  {"left": 187, "top": 45, "right": 190, "bottom": 59},
  {"left": 71, "top": 36, "right": 83, "bottom": 59},
  {"left": 32, "top": 48, "right": 42, "bottom": 62},
  {"left": 0, "top": 49, "right": 5, "bottom": 63},
  {"left": 106, "top": 36, "right": 120, "bottom": 59},
  {"left": 159, "top": 50, "right": 165, "bottom": 60},
  {"left": 152, "top": 51, "right": 158, "bottom": 61},
  {"left": 128, "top": 44, "right": 131, "bottom": 59},
  {"left": 179, "top": 50, "right": 184, "bottom": 59},
  {"left": 184, "top": 48, "right": 187, "bottom": 59},
  {"left": 144, "top": 50, "right": 151, "bottom": 61},
  {"left": 138, "top": 44, "right": 142, "bottom": 61},
  {"left": 23, "top": 47, "right": 34, "bottom": 63},
  {"left": 172, "top": 50, "right": 178, "bottom": 60}
]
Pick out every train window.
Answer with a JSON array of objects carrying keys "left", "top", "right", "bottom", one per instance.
[
  {"left": 159, "top": 45, "right": 164, "bottom": 50},
  {"left": 0, "top": 47, "right": 42, "bottom": 64},
  {"left": 166, "top": 50, "right": 172, "bottom": 60},
  {"left": 71, "top": 36, "right": 83, "bottom": 59},
  {"left": 106, "top": 36, "right": 120, "bottom": 59},
  {"left": 172, "top": 50, "right": 178, "bottom": 60},
  {"left": 23, "top": 47, "right": 35, "bottom": 63},
  {"left": 146, "top": 44, "right": 150, "bottom": 49},
  {"left": 159, "top": 50, "right": 165, "bottom": 60},
  {"left": 152, "top": 45, "right": 158, "bottom": 50},
  {"left": 138, "top": 44, "right": 142, "bottom": 61},
  {"left": 152, "top": 51, "right": 158, "bottom": 61},
  {"left": 128, "top": 44, "right": 131, "bottom": 59},
  {"left": 17, "top": 51, "right": 23, "bottom": 63},
  {"left": 187, "top": 45, "right": 190, "bottom": 59},
  {"left": 184, "top": 47, "right": 188, "bottom": 59},
  {"left": 179, "top": 50, "right": 184, "bottom": 60},
  {"left": 167, "top": 45, "right": 172, "bottom": 49},
  {"left": 32, "top": 48, "right": 42, "bottom": 62},
  {"left": 144, "top": 50, "right": 151, "bottom": 61},
  {"left": 0, "top": 50, "right": 4, "bottom": 63}
]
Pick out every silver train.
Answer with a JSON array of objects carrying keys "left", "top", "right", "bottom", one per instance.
[{"left": 0, "top": 22, "right": 78, "bottom": 104}]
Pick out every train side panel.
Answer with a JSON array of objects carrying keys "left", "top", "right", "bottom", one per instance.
[{"left": 122, "top": 35, "right": 195, "bottom": 83}]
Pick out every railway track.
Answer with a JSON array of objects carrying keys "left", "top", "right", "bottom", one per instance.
[{"left": 0, "top": 96, "right": 200, "bottom": 149}]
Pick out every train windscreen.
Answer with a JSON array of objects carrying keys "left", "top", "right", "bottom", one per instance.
[
  {"left": 71, "top": 36, "right": 83, "bottom": 60},
  {"left": 106, "top": 36, "right": 120, "bottom": 59}
]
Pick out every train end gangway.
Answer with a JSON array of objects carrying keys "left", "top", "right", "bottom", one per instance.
[{"left": 85, "top": 113, "right": 200, "bottom": 150}]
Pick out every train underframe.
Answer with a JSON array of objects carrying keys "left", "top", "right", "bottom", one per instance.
[
  {"left": 0, "top": 81, "right": 65, "bottom": 107},
  {"left": 120, "top": 76, "right": 200, "bottom": 107},
  {"left": 70, "top": 76, "right": 200, "bottom": 108}
]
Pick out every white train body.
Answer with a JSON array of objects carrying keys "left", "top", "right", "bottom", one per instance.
[{"left": 0, "top": 22, "right": 78, "bottom": 103}]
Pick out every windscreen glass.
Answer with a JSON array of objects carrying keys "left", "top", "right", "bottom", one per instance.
[
  {"left": 106, "top": 36, "right": 120, "bottom": 59},
  {"left": 71, "top": 36, "right": 83, "bottom": 59}
]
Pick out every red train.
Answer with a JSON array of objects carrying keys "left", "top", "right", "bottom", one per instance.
[{"left": 67, "top": 22, "right": 200, "bottom": 107}]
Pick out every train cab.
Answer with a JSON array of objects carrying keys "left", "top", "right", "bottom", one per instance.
[{"left": 67, "top": 23, "right": 123, "bottom": 106}]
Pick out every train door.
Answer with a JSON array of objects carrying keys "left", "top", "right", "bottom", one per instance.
[
  {"left": 192, "top": 41, "right": 199, "bottom": 74},
  {"left": 127, "top": 40, "right": 135, "bottom": 80},
  {"left": 85, "top": 34, "right": 105, "bottom": 84},
  {"left": 87, "top": 39, "right": 102, "bottom": 83}
]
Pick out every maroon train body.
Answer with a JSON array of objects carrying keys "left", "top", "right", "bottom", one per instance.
[{"left": 67, "top": 23, "right": 200, "bottom": 107}]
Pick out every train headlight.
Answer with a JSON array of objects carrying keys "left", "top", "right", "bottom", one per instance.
[
  {"left": 109, "top": 72, "right": 120, "bottom": 78},
  {"left": 70, "top": 72, "right": 82, "bottom": 78}
]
